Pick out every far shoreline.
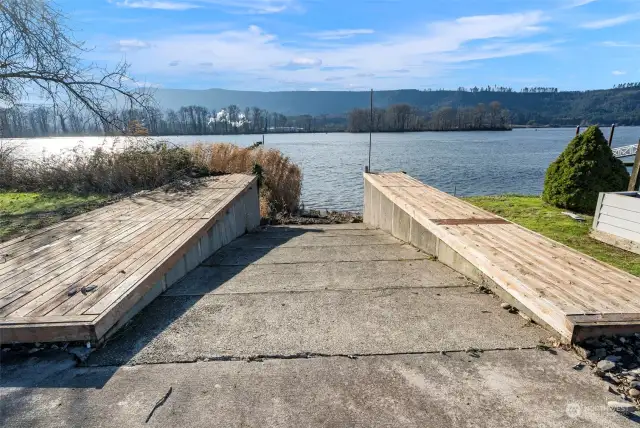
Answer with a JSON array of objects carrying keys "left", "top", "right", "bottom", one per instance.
[{"left": 10, "top": 125, "right": 633, "bottom": 141}]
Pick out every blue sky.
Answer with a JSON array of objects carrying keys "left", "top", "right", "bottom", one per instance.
[{"left": 58, "top": 0, "right": 640, "bottom": 91}]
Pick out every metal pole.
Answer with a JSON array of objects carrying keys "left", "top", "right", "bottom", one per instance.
[
  {"left": 608, "top": 124, "right": 616, "bottom": 147},
  {"left": 368, "top": 89, "right": 373, "bottom": 172}
]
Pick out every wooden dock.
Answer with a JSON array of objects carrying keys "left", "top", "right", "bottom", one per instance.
[
  {"left": 0, "top": 174, "right": 259, "bottom": 344},
  {"left": 364, "top": 172, "right": 640, "bottom": 342}
]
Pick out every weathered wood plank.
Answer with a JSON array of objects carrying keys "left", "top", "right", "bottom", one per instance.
[
  {"left": 0, "top": 174, "right": 258, "bottom": 344},
  {"left": 432, "top": 218, "right": 510, "bottom": 226},
  {"left": 471, "top": 225, "right": 640, "bottom": 310},
  {"left": 87, "top": 219, "right": 204, "bottom": 315},
  {"left": 0, "top": 221, "right": 130, "bottom": 282},
  {"left": 364, "top": 172, "right": 640, "bottom": 341},
  {"left": 67, "top": 220, "right": 195, "bottom": 316},
  {"left": 0, "top": 222, "right": 92, "bottom": 257},
  {"left": 0, "top": 315, "right": 96, "bottom": 324},
  {"left": 0, "top": 222, "right": 153, "bottom": 316},
  {"left": 455, "top": 225, "right": 627, "bottom": 312},
  {"left": 0, "top": 222, "right": 146, "bottom": 300},
  {"left": 0, "top": 322, "right": 95, "bottom": 343},
  {"left": 29, "top": 221, "right": 181, "bottom": 317}
]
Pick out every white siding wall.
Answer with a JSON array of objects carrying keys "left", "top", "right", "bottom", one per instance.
[{"left": 593, "top": 192, "right": 640, "bottom": 247}]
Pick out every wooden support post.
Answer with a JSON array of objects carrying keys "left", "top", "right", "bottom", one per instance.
[
  {"left": 575, "top": 125, "right": 580, "bottom": 136},
  {"left": 629, "top": 140, "right": 640, "bottom": 192},
  {"left": 608, "top": 124, "right": 616, "bottom": 147}
]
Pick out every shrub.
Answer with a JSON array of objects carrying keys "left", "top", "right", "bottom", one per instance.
[
  {"left": 0, "top": 138, "right": 203, "bottom": 194},
  {"left": 190, "top": 143, "right": 302, "bottom": 216},
  {"left": 542, "top": 126, "right": 629, "bottom": 214},
  {"left": 1, "top": 139, "right": 303, "bottom": 218}
]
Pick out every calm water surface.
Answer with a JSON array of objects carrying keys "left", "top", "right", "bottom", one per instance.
[{"left": 12, "top": 127, "right": 640, "bottom": 212}]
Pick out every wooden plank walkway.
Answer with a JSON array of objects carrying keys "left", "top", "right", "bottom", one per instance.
[
  {"left": 0, "top": 174, "right": 259, "bottom": 344},
  {"left": 364, "top": 172, "right": 640, "bottom": 342}
]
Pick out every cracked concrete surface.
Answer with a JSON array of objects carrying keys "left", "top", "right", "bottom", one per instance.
[
  {"left": 87, "top": 288, "right": 549, "bottom": 366},
  {"left": 1, "top": 224, "right": 635, "bottom": 427}
]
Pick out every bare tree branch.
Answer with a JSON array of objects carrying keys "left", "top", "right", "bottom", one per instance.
[{"left": 0, "top": 0, "right": 153, "bottom": 134}]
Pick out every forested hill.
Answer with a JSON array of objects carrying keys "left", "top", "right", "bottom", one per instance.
[{"left": 154, "top": 85, "right": 640, "bottom": 126}]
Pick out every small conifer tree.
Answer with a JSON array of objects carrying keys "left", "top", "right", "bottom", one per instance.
[{"left": 542, "top": 126, "right": 629, "bottom": 214}]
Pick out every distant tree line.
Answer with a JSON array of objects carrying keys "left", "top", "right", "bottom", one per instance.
[
  {"left": 6, "top": 82, "right": 640, "bottom": 138},
  {"left": 613, "top": 82, "right": 640, "bottom": 89},
  {"left": 347, "top": 102, "right": 511, "bottom": 132},
  {"left": 0, "top": 104, "right": 345, "bottom": 138},
  {"left": 451, "top": 86, "right": 558, "bottom": 94},
  {"left": 0, "top": 102, "right": 510, "bottom": 137}
]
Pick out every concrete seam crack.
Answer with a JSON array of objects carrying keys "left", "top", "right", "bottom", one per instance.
[
  {"left": 83, "top": 346, "right": 544, "bottom": 368},
  {"left": 224, "top": 243, "right": 403, "bottom": 249},
  {"left": 205, "top": 257, "right": 434, "bottom": 267},
  {"left": 161, "top": 284, "right": 473, "bottom": 297}
]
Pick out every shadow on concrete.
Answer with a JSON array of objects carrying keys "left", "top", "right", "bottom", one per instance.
[{"left": 0, "top": 226, "right": 319, "bottom": 390}]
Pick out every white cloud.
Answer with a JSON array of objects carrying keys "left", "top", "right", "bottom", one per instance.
[
  {"left": 289, "top": 57, "right": 322, "bottom": 67},
  {"left": 306, "top": 29, "right": 374, "bottom": 40},
  {"left": 113, "top": 0, "right": 295, "bottom": 13},
  {"left": 115, "top": 1, "right": 200, "bottom": 10},
  {"left": 114, "top": 12, "right": 552, "bottom": 90},
  {"left": 116, "top": 39, "right": 151, "bottom": 51},
  {"left": 612, "top": 70, "right": 627, "bottom": 75},
  {"left": 581, "top": 13, "right": 640, "bottom": 29},
  {"left": 564, "top": 0, "right": 598, "bottom": 7},
  {"left": 600, "top": 41, "right": 640, "bottom": 48}
]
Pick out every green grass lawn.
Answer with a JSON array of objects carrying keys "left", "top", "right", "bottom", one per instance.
[
  {"left": 0, "top": 192, "right": 109, "bottom": 242},
  {"left": 465, "top": 195, "right": 640, "bottom": 277}
]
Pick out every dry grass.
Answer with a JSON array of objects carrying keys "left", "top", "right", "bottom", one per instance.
[
  {"left": 190, "top": 142, "right": 302, "bottom": 216},
  {"left": 0, "top": 138, "right": 202, "bottom": 194},
  {"left": 0, "top": 139, "right": 302, "bottom": 218}
]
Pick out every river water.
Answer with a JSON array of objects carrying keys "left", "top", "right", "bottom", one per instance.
[{"left": 9, "top": 127, "right": 639, "bottom": 212}]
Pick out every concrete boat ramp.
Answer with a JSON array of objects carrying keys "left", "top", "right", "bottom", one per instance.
[{"left": 2, "top": 223, "right": 636, "bottom": 427}]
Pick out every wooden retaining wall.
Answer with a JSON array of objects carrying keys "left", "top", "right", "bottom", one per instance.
[
  {"left": 0, "top": 174, "right": 260, "bottom": 344},
  {"left": 364, "top": 172, "right": 640, "bottom": 342}
]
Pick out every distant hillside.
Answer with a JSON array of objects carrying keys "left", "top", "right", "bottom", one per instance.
[{"left": 153, "top": 86, "right": 640, "bottom": 126}]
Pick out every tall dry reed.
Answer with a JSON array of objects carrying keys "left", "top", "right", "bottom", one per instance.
[
  {"left": 1, "top": 139, "right": 302, "bottom": 217},
  {"left": 0, "top": 139, "right": 200, "bottom": 193},
  {"left": 190, "top": 143, "right": 302, "bottom": 216}
]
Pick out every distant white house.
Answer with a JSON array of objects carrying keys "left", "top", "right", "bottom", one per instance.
[{"left": 209, "top": 109, "right": 249, "bottom": 128}]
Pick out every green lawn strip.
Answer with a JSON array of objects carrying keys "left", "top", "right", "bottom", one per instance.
[
  {"left": 464, "top": 195, "right": 640, "bottom": 277},
  {"left": 0, "top": 192, "right": 110, "bottom": 242}
]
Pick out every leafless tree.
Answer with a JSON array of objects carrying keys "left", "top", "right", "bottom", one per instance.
[
  {"left": 489, "top": 101, "right": 501, "bottom": 128},
  {"left": 0, "top": 0, "right": 152, "bottom": 135},
  {"left": 251, "top": 106, "right": 262, "bottom": 132},
  {"left": 347, "top": 108, "right": 369, "bottom": 132}
]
